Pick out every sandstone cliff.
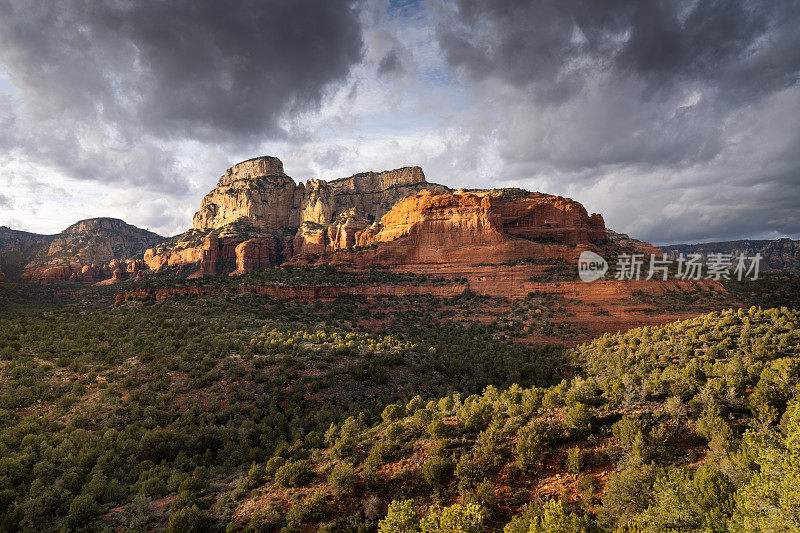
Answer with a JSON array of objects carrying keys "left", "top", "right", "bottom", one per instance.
[
  {"left": 147, "top": 156, "right": 450, "bottom": 275},
  {"left": 143, "top": 155, "right": 615, "bottom": 276},
  {"left": 292, "top": 189, "right": 607, "bottom": 267},
  {"left": 191, "top": 156, "right": 448, "bottom": 233}
]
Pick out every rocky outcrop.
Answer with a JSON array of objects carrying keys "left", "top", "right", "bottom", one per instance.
[
  {"left": 198, "top": 234, "right": 244, "bottom": 276},
  {"left": 191, "top": 157, "right": 447, "bottom": 234},
  {"left": 233, "top": 238, "right": 278, "bottom": 275},
  {"left": 294, "top": 189, "right": 607, "bottom": 267},
  {"left": 0, "top": 226, "right": 53, "bottom": 278},
  {"left": 293, "top": 211, "right": 371, "bottom": 256},
  {"left": 192, "top": 157, "right": 298, "bottom": 231},
  {"left": 21, "top": 258, "right": 148, "bottom": 284},
  {"left": 28, "top": 218, "right": 164, "bottom": 268},
  {"left": 299, "top": 180, "right": 334, "bottom": 225},
  {"left": 326, "top": 167, "right": 449, "bottom": 222},
  {"left": 145, "top": 156, "right": 449, "bottom": 275},
  {"left": 605, "top": 229, "right": 662, "bottom": 256},
  {"left": 143, "top": 244, "right": 204, "bottom": 272},
  {"left": 145, "top": 156, "right": 615, "bottom": 275}
]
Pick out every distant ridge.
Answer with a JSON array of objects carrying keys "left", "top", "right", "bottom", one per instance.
[
  {"left": 0, "top": 218, "right": 165, "bottom": 281},
  {"left": 659, "top": 238, "right": 800, "bottom": 273}
]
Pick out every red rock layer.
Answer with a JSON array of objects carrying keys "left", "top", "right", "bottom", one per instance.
[
  {"left": 233, "top": 238, "right": 278, "bottom": 275},
  {"left": 21, "top": 258, "right": 148, "bottom": 284},
  {"left": 293, "top": 189, "right": 607, "bottom": 267}
]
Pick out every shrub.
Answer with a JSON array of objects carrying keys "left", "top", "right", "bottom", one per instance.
[
  {"left": 406, "top": 395, "right": 425, "bottom": 414},
  {"left": 430, "top": 438, "right": 451, "bottom": 458},
  {"left": 515, "top": 421, "right": 553, "bottom": 471},
  {"left": 249, "top": 505, "right": 282, "bottom": 532},
  {"left": 67, "top": 494, "right": 99, "bottom": 527},
  {"left": 422, "top": 456, "right": 454, "bottom": 489},
  {"left": 611, "top": 416, "right": 644, "bottom": 448},
  {"left": 329, "top": 463, "right": 358, "bottom": 498},
  {"left": 527, "top": 499, "right": 592, "bottom": 533},
  {"left": 420, "top": 503, "right": 486, "bottom": 533},
  {"left": 364, "top": 441, "right": 389, "bottom": 482},
  {"left": 382, "top": 404, "right": 404, "bottom": 423},
  {"left": 332, "top": 417, "right": 363, "bottom": 462},
  {"left": 284, "top": 493, "right": 329, "bottom": 530},
  {"left": 457, "top": 398, "right": 494, "bottom": 432},
  {"left": 564, "top": 403, "right": 590, "bottom": 435},
  {"left": 275, "top": 460, "right": 314, "bottom": 488},
  {"left": 566, "top": 447, "right": 583, "bottom": 475},
  {"left": 427, "top": 419, "right": 450, "bottom": 439},
  {"left": 455, "top": 454, "right": 485, "bottom": 492},
  {"left": 378, "top": 499, "right": 420, "bottom": 533},
  {"left": 265, "top": 456, "right": 286, "bottom": 477},
  {"left": 599, "top": 466, "right": 656, "bottom": 528},
  {"left": 166, "top": 505, "right": 209, "bottom": 533},
  {"left": 247, "top": 462, "right": 265, "bottom": 486},
  {"left": 386, "top": 421, "right": 406, "bottom": 442}
]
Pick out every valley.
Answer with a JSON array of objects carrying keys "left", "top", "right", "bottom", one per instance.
[{"left": 0, "top": 156, "right": 798, "bottom": 532}]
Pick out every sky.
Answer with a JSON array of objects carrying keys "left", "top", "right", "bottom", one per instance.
[{"left": 0, "top": 0, "right": 798, "bottom": 245}]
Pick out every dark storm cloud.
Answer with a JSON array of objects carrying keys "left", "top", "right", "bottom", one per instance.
[
  {"left": 0, "top": 0, "right": 364, "bottom": 190},
  {"left": 0, "top": 0, "right": 364, "bottom": 141},
  {"left": 439, "top": 0, "right": 799, "bottom": 106},
  {"left": 378, "top": 50, "right": 403, "bottom": 75},
  {"left": 435, "top": 0, "right": 800, "bottom": 242}
]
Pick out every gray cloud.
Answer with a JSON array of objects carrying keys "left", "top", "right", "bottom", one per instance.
[
  {"left": 439, "top": 0, "right": 799, "bottom": 106},
  {"left": 0, "top": 0, "right": 364, "bottom": 193},
  {"left": 0, "top": 0, "right": 798, "bottom": 245},
  {"left": 434, "top": 0, "right": 800, "bottom": 243},
  {"left": 378, "top": 50, "right": 403, "bottom": 75},
  {"left": 0, "top": 0, "right": 363, "bottom": 141}
]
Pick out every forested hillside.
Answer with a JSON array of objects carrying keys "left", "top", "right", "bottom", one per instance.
[
  {"left": 0, "top": 291, "right": 567, "bottom": 531},
  {"left": 1, "top": 279, "right": 799, "bottom": 531},
  {"left": 231, "top": 307, "right": 800, "bottom": 532}
]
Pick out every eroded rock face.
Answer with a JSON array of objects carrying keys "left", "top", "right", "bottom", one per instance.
[
  {"left": 32, "top": 218, "right": 164, "bottom": 268},
  {"left": 192, "top": 157, "right": 298, "bottom": 231},
  {"left": 146, "top": 156, "right": 448, "bottom": 275},
  {"left": 660, "top": 237, "right": 800, "bottom": 273},
  {"left": 296, "top": 189, "right": 609, "bottom": 267},
  {"left": 142, "top": 156, "right": 617, "bottom": 276},
  {"left": 144, "top": 245, "right": 204, "bottom": 272},
  {"left": 0, "top": 226, "right": 50, "bottom": 278},
  {"left": 21, "top": 258, "right": 147, "bottom": 284},
  {"left": 299, "top": 180, "right": 333, "bottom": 225},
  {"left": 326, "top": 166, "right": 448, "bottom": 222},
  {"left": 293, "top": 212, "right": 371, "bottom": 256},
  {"left": 233, "top": 238, "right": 278, "bottom": 275},
  {"left": 191, "top": 157, "right": 445, "bottom": 234}
]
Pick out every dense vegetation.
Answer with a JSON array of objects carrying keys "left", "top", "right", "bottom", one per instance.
[
  {"left": 0, "top": 269, "right": 798, "bottom": 531},
  {"left": 0, "top": 291, "right": 568, "bottom": 531},
  {"left": 229, "top": 307, "right": 800, "bottom": 532}
]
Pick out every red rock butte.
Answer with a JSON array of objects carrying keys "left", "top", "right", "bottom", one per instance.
[{"left": 138, "top": 155, "right": 614, "bottom": 276}]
